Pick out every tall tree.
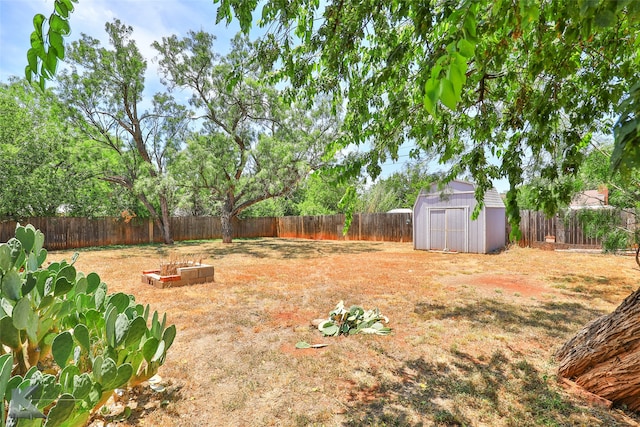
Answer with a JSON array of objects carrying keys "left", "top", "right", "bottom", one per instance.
[
  {"left": 215, "top": 0, "right": 640, "bottom": 236},
  {"left": 56, "top": 20, "right": 189, "bottom": 244},
  {"left": 0, "top": 79, "right": 113, "bottom": 218},
  {"left": 28, "top": 2, "right": 640, "bottom": 226},
  {"left": 358, "top": 162, "right": 440, "bottom": 213},
  {"left": 155, "top": 33, "right": 338, "bottom": 243}
]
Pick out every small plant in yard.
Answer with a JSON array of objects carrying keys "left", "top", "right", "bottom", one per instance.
[
  {"left": 0, "top": 224, "right": 176, "bottom": 426},
  {"left": 317, "top": 300, "right": 391, "bottom": 336}
]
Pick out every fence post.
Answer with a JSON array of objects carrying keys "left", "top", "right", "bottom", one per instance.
[{"left": 148, "top": 219, "right": 154, "bottom": 243}]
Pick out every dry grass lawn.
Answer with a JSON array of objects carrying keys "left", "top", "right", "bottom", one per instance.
[{"left": 49, "top": 238, "right": 640, "bottom": 426}]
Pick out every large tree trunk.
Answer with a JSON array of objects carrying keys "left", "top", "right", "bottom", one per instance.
[
  {"left": 556, "top": 288, "right": 640, "bottom": 411},
  {"left": 159, "top": 194, "right": 174, "bottom": 245},
  {"left": 221, "top": 196, "right": 234, "bottom": 244}
]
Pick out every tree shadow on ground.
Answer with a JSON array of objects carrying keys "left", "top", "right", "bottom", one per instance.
[
  {"left": 547, "top": 274, "right": 637, "bottom": 304},
  {"left": 179, "top": 238, "right": 386, "bottom": 259},
  {"left": 343, "top": 350, "right": 638, "bottom": 426},
  {"left": 415, "top": 299, "right": 604, "bottom": 338}
]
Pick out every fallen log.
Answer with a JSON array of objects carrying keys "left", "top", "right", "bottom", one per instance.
[{"left": 557, "top": 287, "right": 640, "bottom": 411}]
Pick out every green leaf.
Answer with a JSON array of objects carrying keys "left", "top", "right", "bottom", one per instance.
[
  {"left": 12, "top": 297, "right": 31, "bottom": 330},
  {"left": 449, "top": 63, "right": 465, "bottom": 96},
  {"left": 142, "top": 337, "right": 160, "bottom": 363},
  {"left": 57, "top": 264, "right": 76, "bottom": 284},
  {"left": 46, "top": 47, "right": 59, "bottom": 73},
  {"left": 43, "top": 393, "right": 75, "bottom": 427},
  {"left": 86, "top": 272, "right": 101, "bottom": 293},
  {"left": 38, "top": 295, "right": 54, "bottom": 310},
  {"left": 99, "top": 357, "right": 117, "bottom": 387},
  {"left": 0, "top": 244, "right": 11, "bottom": 272},
  {"left": 26, "top": 64, "right": 33, "bottom": 82},
  {"left": 72, "top": 373, "right": 92, "bottom": 399},
  {"left": 423, "top": 77, "right": 440, "bottom": 116},
  {"left": 107, "top": 292, "right": 131, "bottom": 313},
  {"left": 54, "top": 276, "right": 73, "bottom": 296},
  {"left": 52, "top": 331, "right": 74, "bottom": 368},
  {"left": 295, "top": 341, "right": 311, "bottom": 349},
  {"left": 105, "top": 305, "right": 117, "bottom": 348},
  {"left": 22, "top": 272, "right": 37, "bottom": 295},
  {"left": 34, "top": 231, "right": 44, "bottom": 255},
  {"left": 92, "top": 356, "right": 103, "bottom": 383},
  {"left": 595, "top": 9, "right": 616, "bottom": 27},
  {"left": 0, "top": 316, "right": 21, "bottom": 348},
  {"left": 15, "top": 226, "right": 35, "bottom": 253},
  {"left": 107, "top": 363, "right": 133, "bottom": 389},
  {"left": 49, "top": 14, "right": 71, "bottom": 36},
  {"left": 0, "top": 353, "right": 13, "bottom": 400},
  {"left": 151, "top": 340, "right": 166, "bottom": 363},
  {"left": 114, "top": 313, "right": 129, "bottom": 347},
  {"left": 463, "top": 13, "right": 477, "bottom": 38},
  {"left": 439, "top": 78, "right": 458, "bottom": 110},
  {"left": 55, "top": 0, "right": 69, "bottom": 18},
  {"left": 33, "top": 14, "right": 46, "bottom": 34},
  {"left": 60, "top": 0, "right": 75, "bottom": 13},
  {"left": 2, "top": 270, "right": 22, "bottom": 300},
  {"left": 162, "top": 324, "right": 177, "bottom": 350},
  {"left": 94, "top": 286, "right": 106, "bottom": 309},
  {"left": 124, "top": 316, "right": 147, "bottom": 348},
  {"left": 75, "top": 276, "right": 88, "bottom": 294},
  {"left": 27, "top": 252, "right": 39, "bottom": 272},
  {"left": 26, "top": 311, "right": 39, "bottom": 342},
  {"left": 73, "top": 324, "right": 90, "bottom": 351},
  {"left": 457, "top": 38, "right": 475, "bottom": 58},
  {"left": 37, "top": 317, "right": 53, "bottom": 342}
]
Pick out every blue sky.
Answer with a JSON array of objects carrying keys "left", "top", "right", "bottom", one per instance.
[
  {"left": 0, "top": 0, "right": 246, "bottom": 94},
  {"left": 0, "top": 0, "right": 510, "bottom": 192}
]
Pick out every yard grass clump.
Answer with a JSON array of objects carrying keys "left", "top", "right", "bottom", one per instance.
[{"left": 48, "top": 238, "right": 640, "bottom": 426}]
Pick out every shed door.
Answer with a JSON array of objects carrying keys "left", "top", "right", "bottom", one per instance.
[{"left": 429, "top": 208, "right": 467, "bottom": 252}]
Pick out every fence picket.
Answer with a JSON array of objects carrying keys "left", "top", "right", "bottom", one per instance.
[{"left": 0, "top": 210, "right": 624, "bottom": 250}]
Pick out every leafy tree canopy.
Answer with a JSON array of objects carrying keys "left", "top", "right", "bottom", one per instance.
[
  {"left": 0, "top": 79, "right": 116, "bottom": 218},
  {"left": 28, "top": 1, "right": 640, "bottom": 239},
  {"left": 214, "top": 0, "right": 640, "bottom": 238},
  {"left": 155, "top": 33, "right": 339, "bottom": 242},
  {"left": 56, "top": 20, "right": 190, "bottom": 244}
]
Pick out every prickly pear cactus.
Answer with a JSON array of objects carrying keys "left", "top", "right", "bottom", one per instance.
[{"left": 0, "top": 224, "right": 176, "bottom": 426}]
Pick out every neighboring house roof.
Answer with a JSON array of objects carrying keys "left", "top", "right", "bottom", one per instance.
[
  {"left": 387, "top": 208, "right": 413, "bottom": 214},
  {"left": 570, "top": 188, "right": 609, "bottom": 209}
]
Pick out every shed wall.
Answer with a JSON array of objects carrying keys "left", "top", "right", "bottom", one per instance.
[
  {"left": 485, "top": 207, "right": 506, "bottom": 253},
  {"left": 413, "top": 181, "right": 505, "bottom": 254}
]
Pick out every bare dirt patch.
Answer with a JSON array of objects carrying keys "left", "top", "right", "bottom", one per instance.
[
  {"left": 49, "top": 239, "right": 640, "bottom": 426},
  {"left": 439, "top": 273, "right": 560, "bottom": 299}
]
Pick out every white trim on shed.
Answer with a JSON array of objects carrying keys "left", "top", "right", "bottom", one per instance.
[{"left": 412, "top": 180, "right": 506, "bottom": 254}]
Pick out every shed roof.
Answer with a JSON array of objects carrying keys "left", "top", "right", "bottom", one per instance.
[
  {"left": 484, "top": 189, "right": 505, "bottom": 208},
  {"left": 421, "top": 180, "right": 505, "bottom": 208}
]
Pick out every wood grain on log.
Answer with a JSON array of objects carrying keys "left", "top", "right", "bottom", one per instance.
[{"left": 557, "top": 287, "right": 640, "bottom": 411}]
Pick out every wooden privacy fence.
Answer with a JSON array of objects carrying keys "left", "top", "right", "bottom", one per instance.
[
  {"left": 1, "top": 210, "right": 625, "bottom": 251},
  {"left": 511, "top": 210, "right": 635, "bottom": 249},
  {"left": 0, "top": 213, "right": 413, "bottom": 250}
]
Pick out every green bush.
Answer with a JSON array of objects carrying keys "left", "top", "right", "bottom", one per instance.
[{"left": 0, "top": 224, "right": 175, "bottom": 426}]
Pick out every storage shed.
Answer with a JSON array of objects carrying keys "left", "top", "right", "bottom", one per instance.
[{"left": 413, "top": 180, "right": 505, "bottom": 253}]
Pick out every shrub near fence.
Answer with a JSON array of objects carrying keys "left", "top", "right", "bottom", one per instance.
[{"left": 0, "top": 213, "right": 413, "bottom": 250}]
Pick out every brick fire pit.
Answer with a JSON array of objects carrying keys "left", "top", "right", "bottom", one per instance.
[{"left": 141, "top": 264, "right": 215, "bottom": 289}]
